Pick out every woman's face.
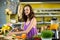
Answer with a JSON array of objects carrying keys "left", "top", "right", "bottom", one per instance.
[{"left": 24, "top": 6, "right": 30, "bottom": 16}]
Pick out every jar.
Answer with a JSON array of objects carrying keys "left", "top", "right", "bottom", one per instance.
[{"left": 50, "top": 17, "right": 59, "bottom": 30}]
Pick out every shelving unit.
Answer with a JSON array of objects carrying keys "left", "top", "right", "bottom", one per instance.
[
  {"left": 19, "top": 2, "right": 60, "bottom": 28},
  {"left": 34, "top": 8, "right": 60, "bottom": 39},
  {"left": 15, "top": 2, "right": 60, "bottom": 39},
  {"left": 33, "top": 8, "right": 60, "bottom": 25},
  {"left": 5, "top": 13, "right": 18, "bottom": 23}
]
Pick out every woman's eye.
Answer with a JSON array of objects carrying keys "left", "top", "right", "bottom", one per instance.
[
  {"left": 24, "top": 9, "right": 29, "bottom": 11},
  {"left": 26, "top": 9, "right": 29, "bottom": 11}
]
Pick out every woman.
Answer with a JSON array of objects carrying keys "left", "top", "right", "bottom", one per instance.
[{"left": 8, "top": 4, "right": 38, "bottom": 38}]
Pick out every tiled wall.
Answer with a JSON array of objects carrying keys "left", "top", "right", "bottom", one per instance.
[{"left": 0, "top": 0, "right": 6, "bottom": 27}]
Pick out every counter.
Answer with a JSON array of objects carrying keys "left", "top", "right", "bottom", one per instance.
[{"left": 0, "top": 35, "right": 26, "bottom": 40}]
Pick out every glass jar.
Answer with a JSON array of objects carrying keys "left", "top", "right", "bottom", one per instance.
[{"left": 50, "top": 17, "right": 59, "bottom": 30}]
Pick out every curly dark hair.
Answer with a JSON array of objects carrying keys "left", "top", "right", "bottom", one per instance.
[{"left": 22, "top": 4, "right": 35, "bottom": 22}]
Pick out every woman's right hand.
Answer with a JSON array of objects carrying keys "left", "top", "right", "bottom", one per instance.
[{"left": 7, "top": 32, "right": 13, "bottom": 36}]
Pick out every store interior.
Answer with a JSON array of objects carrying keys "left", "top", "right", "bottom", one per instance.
[{"left": 0, "top": 0, "right": 60, "bottom": 40}]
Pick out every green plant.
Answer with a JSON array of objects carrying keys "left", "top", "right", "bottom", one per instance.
[
  {"left": 41, "top": 30, "right": 53, "bottom": 38},
  {"left": 33, "top": 34, "right": 41, "bottom": 40},
  {"left": 33, "top": 34, "right": 41, "bottom": 38}
]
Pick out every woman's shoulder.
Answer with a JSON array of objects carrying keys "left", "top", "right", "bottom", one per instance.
[
  {"left": 33, "top": 17, "right": 36, "bottom": 20},
  {"left": 31, "top": 17, "right": 36, "bottom": 22}
]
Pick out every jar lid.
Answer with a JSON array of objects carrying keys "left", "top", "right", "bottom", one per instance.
[{"left": 52, "top": 17, "right": 57, "bottom": 20}]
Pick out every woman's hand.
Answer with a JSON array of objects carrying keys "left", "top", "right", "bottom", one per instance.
[
  {"left": 7, "top": 31, "right": 26, "bottom": 36},
  {"left": 7, "top": 32, "right": 13, "bottom": 36}
]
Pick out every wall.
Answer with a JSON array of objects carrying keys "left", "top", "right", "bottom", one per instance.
[
  {"left": 21, "top": 3, "right": 60, "bottom": 8},
  {"left": 0, "top": 0, "right": 6, "bottom": 27}
]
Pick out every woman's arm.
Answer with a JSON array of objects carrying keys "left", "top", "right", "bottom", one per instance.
[
  {"left": 8, "top": 18, "right": 37, "bottom": 35},
  {"left": 7, "top": 22, "right": 25, "bottom": 35}
]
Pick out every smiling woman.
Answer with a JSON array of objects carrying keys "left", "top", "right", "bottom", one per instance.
[{"left": 7, "top": 4, "right": 38, "bottom": 39}]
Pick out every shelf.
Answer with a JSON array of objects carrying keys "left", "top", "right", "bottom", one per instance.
[
  {"left": 44, "top": 22, "right": 51, "bottom": 23},
  {"left": 34, "top": 8, "right": 60, "bottom": 13},
  {"left": 20, "top": 2, "right": 60, "bottom": 4},
  {"left": 37, "top": 22, "right": 51, "bottom": 24},
  {"left": 35, "top": 15, "right": 60, "bottom": 17},
  {"left": 16, "top": 22, "right": 60, "bottom": 24},
  {"left": 34, "top": 12, "right": 60, "bottom": 13},
  {"left": 33, "top": 8, "right": 60, "bottom": 10},
  {"left": 14, "top": 22, "right": 24, "bottom": 24},
  {"left": 37, "top": 22, "right": 60, "bottom": 24},
  {"left": 16, "top": 22, "right": 51, "bottom": 24},
  {"left": 15, "top": 22, "right": 60, "bottom": 25},
  {"left": 37, "top": 22, "right": 43, "bottom": 24}
]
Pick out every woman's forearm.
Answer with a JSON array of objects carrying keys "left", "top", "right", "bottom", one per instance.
[{"left": 13, "top": 31, "right": 27, "bottom": 34}]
